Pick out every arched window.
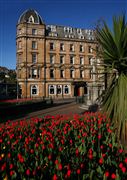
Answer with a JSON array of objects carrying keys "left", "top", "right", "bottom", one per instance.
[
  {"left": 31, "top": 85, "right": 38, "bottom": 95},
  {"left": 57, "top": 85, "right": 62, "bottom": 94},
  {"left": 49, "top": 85, "right": 55, "bottom": 94},
  {"left": 63, "top": 85, "right": 70, "bottom": 94}
]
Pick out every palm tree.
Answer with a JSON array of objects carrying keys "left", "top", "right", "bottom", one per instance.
[{"left": 96, "top": 15, "right": 127, "bottom": 147}]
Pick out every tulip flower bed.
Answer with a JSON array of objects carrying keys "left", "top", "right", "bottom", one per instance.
[{"left": 0, "top": 113, "right": 127, "bottom": 179}]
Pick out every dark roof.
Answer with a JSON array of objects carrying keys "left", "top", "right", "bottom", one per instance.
[
  {"left": 46, "top": 25, "right": 95, "bottom": 41},
  {"left": 18, "top": 9, "right": 44, "bottom": 25}
]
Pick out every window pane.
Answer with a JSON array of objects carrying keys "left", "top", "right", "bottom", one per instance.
[
  {"left": 50, "top": 55, "right": 54, "bottom": 64},
  {"left": 70, "top": 44, "right": 74, "bottom": 51},
  {"left": 60, "top": 43, "right": 64, "bottom": 51},
  {"left": 32, "top": 29, "right": 37, "bottom": 35},
  {"left": 31, "top": 85, "right": 37, "bottom": 95},
  {"left": 50, "top": 43, "right": 54, "bottom": 50},
  {"left": 60, "top": 70, "right": 64, "bottom": 78},
  {"left": 60, "top": 56, "right": 64, "bottom": 64},
  {"left": 70, "top": 56, "right": 74, "bottom": 64},
  {"left": 50, "top": 69, "right": 54, "bottom": 78},
  {"left": 64, "top": 85, "right": 69, "bottom": 94},
  {"left": 57, "top": 85, "right": 61, "bottom": 94},
  {"left": 32, "top": 41, "right": 37, "bottom": 49},
  {"left": 32, "top": 53, "right": 37, "bottom": 63},
  {"left": 49, "top": 85, "right": 55, "bottom": 94}
]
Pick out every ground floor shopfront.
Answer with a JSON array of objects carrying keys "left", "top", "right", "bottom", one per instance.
[{"left": 19, "top": 81, "right": 104, "bottom": 103}]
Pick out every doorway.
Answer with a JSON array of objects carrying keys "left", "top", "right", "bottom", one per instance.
[{"left": 74, "top": 86, "right": 80, "bottom": 96}]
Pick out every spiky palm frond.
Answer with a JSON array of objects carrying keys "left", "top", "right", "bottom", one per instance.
[{"left": 96, "top": 14, "right": 127, "bottom": 146}]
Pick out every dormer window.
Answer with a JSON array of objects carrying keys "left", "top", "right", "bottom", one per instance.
[{"left": 29, "top": 15, "right": 34, "bottom": 23}]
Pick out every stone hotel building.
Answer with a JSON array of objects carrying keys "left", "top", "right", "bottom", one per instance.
[{"left": 16, "top": 9, "right": 104, "bottom": 101}]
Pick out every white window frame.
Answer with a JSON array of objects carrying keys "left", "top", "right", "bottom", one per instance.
[
  {"left": 80, "top": 44, "right": 84, "bottom": 52},
  {"left": 70, "top": 69, "right": 75, "bottom": 78},
  {"left": 80, "top": 57, "right": 84, "bottom": 65},
  {"left": 32, "top": 41, "right": 37, "bottom": 49},
  {"left": 63, "top": 85, "right": 70, "bottom": 95},
  {"left": 89, "top": 46, "right": 93, "bottom": 53},
  {"left": 32, "top": 53, "right": 37, "bottom": 63},
  {"left": 31, "top": 85, "right": 38, "bottom": 96},
  {"left": 49, "top": 85, "right": 56, "bottom": 95},
  {"left": 60, "top": 56, "right": 64, "bottom": 64},
  {"left": 50, "top": 55, "right": 54, "bottom": 64},
  {"left": 32, "top": 69, "right": 37, "bottom": 78},
  {"left": 60, "top": 43, "right": 64, "bottom": 51},
  {"left": 70, "top": 56, "right": 74, "bottom": 64},
  {"left": 57, "top": 85, "right": 62, "bottom": 95},
  {"left": 60, "top": 69, "right": 64, "bottom": 78},
  {"left": 70, "top": 44, "right": 74, "bottom": 51},
  {"left": 80, "top": 70, "right": 84, "bottom": 78},
  {"left": 32, "top": 29, "right": 37, "bottom": 35}
]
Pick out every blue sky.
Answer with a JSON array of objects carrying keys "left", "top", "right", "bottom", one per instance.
[{"left": 0, "top": 0, "right": 126, "bottom": 69}]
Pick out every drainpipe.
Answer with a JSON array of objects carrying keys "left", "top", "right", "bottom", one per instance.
[
  {"left": 44, "top": 30, "right": 46, "bottom": 98},
  {"left": 25, "top": 22, "right": 28, "bottom": 98}
]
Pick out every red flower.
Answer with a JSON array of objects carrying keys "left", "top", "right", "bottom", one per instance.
[
  {"left": 102, "top": 154, "right": 106, "bottom": 158},
  {"left": 55, "top": 159, "right": 59, "bottom": 165},
  {"left": 119, "top": 163, "right": 123, "bottom": 168},
  {"left": 107, "top": 128, "right": 112, "bottom": 133},
  {"left": 70, "top": 139, "right": 72, "bottom": 144},
  {"left": 58, "top": 163, "right": 62, "bottom": 170},
  {"left": 10, "top": 164, "right": 13, "bottom": 169},
  {"left": 88, "top": 154, "right": 93, "bottom": 159},
  {"left": 42, "top": 145, "right": 45, "bottom": 150},
  {"left": 109, "top": 143, "right": 112, "bottom": 148},
  {"left": 8, "top": 153, "right": 11, "bottom": 158},
  {"left": 77, "top": 169, "right": 81, "bottom": 174},
  {"left": 67, "top": 170, "right": 71, "bottom": 177},
  {"left": 99, "top": 158, "right": 103, "bottom": 164},
  {"left": 105, "top": 171, "right": 109, "bottom": 177},
  {"left": 18, "top": 154, "right": 24, "bottom": 163},
  {"left": 125, "top": 158, "right": 127, "bottom": 163},
  {"left": 121, "top": 167, "right": 126, "bottom": 173},
  {"left": 75, "top": 148, "right": 79, "bottom": 155},
  {"left": 118, "top": 149, "right": 123, "bottom": 153},
  {"left": 59, "top": 147, "right": 63, "bottom": 152},
  {"left": 80, "top": 163, "right": 84, "bottom": 169},
  {"left": 1, "top": 163, "right": 6, "bottom": 171},
  {"left": 53, "top": 174, "right": 57, "bottom": 180},
  {"left": 33, "top": 170, "right": 36, "bottom": 176},
  {"left": 89, "top": 148, "right": 93, "bottom": 154},
  {"left": 10, "top": 170, "right": 14, "bottom": 176},
  {"left": 98, "top": 134, "right": 102, "bottom": 139},
  {"left": 100, "top": 145, "right": 103, "bottom": 149},
  {"left": 111, "top": 173, "right": 117, "bottom": 179},
  {"left": 48, "top": 154, "right": 52, "bottom": 160},
  {"left": 26, "top": 169, "right": 30, "bottom": 176},
  {"left": 30, "top": 149, "right": 34, "bottom": 154}
]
